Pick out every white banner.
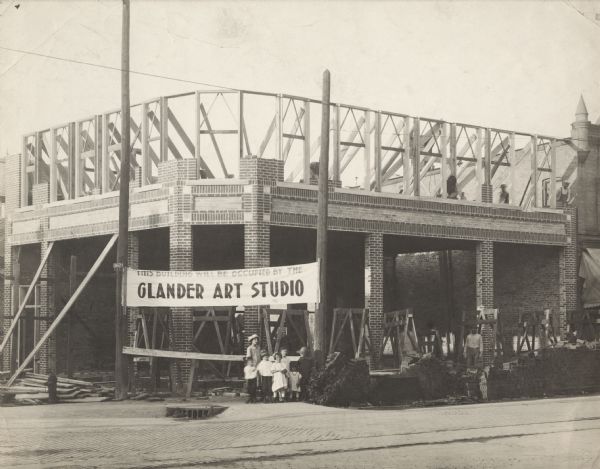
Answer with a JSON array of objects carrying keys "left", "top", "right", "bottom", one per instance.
[{"left": 125, "top": 262, "right": 319, "bottom": 307}]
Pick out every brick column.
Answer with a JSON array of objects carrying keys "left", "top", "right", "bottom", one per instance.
[
  {"left": 559, "top": 207, "right": 578, "bottom": 337},
  {"left": 365, "top": 232, "right": 383, "bottom": 368},
  {"left": 2, "top": 154, "right": 21, "bottom": 372},
  {"left": 481, "top": 183, "right": 493, "bottom": 204},
  {"left": 476, "top": 241, "right": 494, "bottom": 366},
  {"left": 38, "top": 239, "right": 57, "bottom": 374},
  {"left": 167, "top": 178, "right": 194, "bottom": 394},
  {"left": 241, "top": 157, "right": 282, "bottom": 348}
]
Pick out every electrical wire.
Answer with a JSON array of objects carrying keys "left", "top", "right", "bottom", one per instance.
[{"left": 0, "top": 45, "right": 237, "bottom": 90}]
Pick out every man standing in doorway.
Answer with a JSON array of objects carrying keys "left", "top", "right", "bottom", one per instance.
[{"left": 464, "top": 326, "right": 483, "bottom": 370}]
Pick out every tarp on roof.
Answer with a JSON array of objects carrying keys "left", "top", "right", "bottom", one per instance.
[{"left": 579, "top": 248, "right": 600, "bottom": 308}]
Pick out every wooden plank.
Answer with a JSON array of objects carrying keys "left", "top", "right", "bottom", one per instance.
[
  {"left": 550, "top": 140, "right": 557, "bottom": 209},
  {"left": 7, "top": 235, "right": 118, "bottom": 386},
  {"left": 0, "top": 242, "right": 54, "bottom": 355},
  {"left": 283, "top": 107, "right": 305, "bottom": 162},
  {"left": 274, "top": 310, "right": 287, "bottom": 352},
  {"left": 263, "top": 309, "right": 273, "bottom": 355},
  {"left": 123, "top": 346, "right": 243, "bottom": 362},
  {"left": 363, "top": 111, "right": 371, "bottom": 190},
  {"left": 185, "top": 359, "right": 197, "bottom": 400},
  {"left": 303, "top": 100, "right": 311, "bottom": 184},
  {"left": 199, "top": 103, "right": 228, "bottom": 176},
  {"left": 332, "top": 104, "right": 340, "bottom": 182},
  {"left": 258, "top": 115, "right": 277, "bottom": 158},
  {"left": 412, "top": 118, "right": 421, "bottom": 196}
]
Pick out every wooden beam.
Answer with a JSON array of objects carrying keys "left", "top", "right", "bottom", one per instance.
[
  {"left": 199, "top": 103, "right": 229, "bottom": 177},
  {"left": 531, "top": 135, "right": 538, "bottom": 208},
  {"left": 168, "top": 107, "right": 213, "bottom": 178},
  {"left": 123, "top": 346, "right": 243, "bottom": 362},
  {"left": 258, "top": 115, "right": 277, "bottom": 158},
  {"left": 374, "top": 112, "right": 382, "bottom": 192},
  {"left": 509, "top": 132, "right": 516, "bottom": 206},
  {"left": 412, "top": 118, "right": 421, "bottom": 196},
  {"left": 0, "top": 243, "right": 54, "bottom": 355},
  {"left": 332, "top": 104, "right": 340, "bottom": 182},
  {"left": 160, "top": 97, "right": 168, "bottom": 162},
  {"left": 363, "top": 111, "right": 371, "bottom": 190},
  {"left": 7, "top": 235, "right": 118, "bottom": 386},
  {"left": 550, "top": 139, "right": 557, "bottom": 209},
  {"left": 283, "top": 107, "right": 305, "bottom": 162},
  {"left": 303, "top": 100, "right": 311, "bottom": 183},
  {"left": 403, "top": 116, "right": 411, "bottom": 195}
]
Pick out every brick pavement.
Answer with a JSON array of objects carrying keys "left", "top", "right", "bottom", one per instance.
[{"left": 1, "top": 395, "right": 600, "bottom": 468}]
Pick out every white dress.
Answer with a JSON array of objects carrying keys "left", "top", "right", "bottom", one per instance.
[{"left": 271, "top": 362, "right": 288, "bottom": 392}]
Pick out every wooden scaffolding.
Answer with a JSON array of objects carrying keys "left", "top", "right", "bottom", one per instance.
[
  {"left": 328, "top": 308, "right": 370, "bottom": 359},
  {"left": 258, "top": 308, "right": 313, "bottom": 355},
  {"left": 516, "top": 309, "right": 558, "bottom": 354},
  {"left": 379, "top": 309, "right": 420, "bottom": 368}
]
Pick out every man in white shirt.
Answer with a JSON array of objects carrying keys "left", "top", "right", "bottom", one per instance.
[{"left": 464, "top": 326, "right": 483, "bottom": 369}]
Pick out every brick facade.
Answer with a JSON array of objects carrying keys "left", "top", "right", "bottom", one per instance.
[
  {"left": 365, "top": 232, "right": 383, "bottom": 368},
  {"left": 240, "top": 157, "right": 282, "bottom": 348}
]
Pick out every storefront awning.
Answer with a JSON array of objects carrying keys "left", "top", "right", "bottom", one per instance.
[{"left": 579, "top": 248, "right": 600, "bottom": 308}]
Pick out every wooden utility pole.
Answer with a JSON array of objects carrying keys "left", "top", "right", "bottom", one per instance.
[
  {"left": 115, "top": 0, "right": 131, "bottom": 400},
  {"left": 314, "top": 70, "right": 331, "bottom": 363}
]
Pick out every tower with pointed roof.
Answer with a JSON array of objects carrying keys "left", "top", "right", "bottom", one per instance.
[{"left": 571, "top": 95, "right": 600, "bottom": 246}]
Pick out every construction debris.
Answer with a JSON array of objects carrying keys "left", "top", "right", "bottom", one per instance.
[
  {"left": 308, "top": 352, "right": 370, "bottom": 407},
  {"left": 0, "top": 372, "right": 114, "bottom": 405}
]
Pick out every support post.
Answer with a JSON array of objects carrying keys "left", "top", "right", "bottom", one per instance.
[
  {"left": 509, "top": 132, "right": 516, "bottom": 206},
  {"left": 412, "top": 118, "right": 420, "bottom": 196},
  {"left": 374, "top": 111, "right": 382, "bottom": 192},
  {"left": 363, "top": 111, "right": 371, "bottom": 190},
  {"left": 50, "top": 129, "right": 58, "bottom": 201},
  {"left": 315, "top": 70, "right": 331, "bottom": 363},
  {"left": 550, "top": 139, "right": 557, "bottom": 209},
  {"left": 531, "top": 134, "right": 538, "bottom": 208},
  {"left": 160, "top": 96, "right": 168, "bottom": 162},
  {"left": 67, "top": 255, "right": 76, "bottom": 378},
  {"left": 403, "top": 117, "right": 411, "bottom": 195},
  {"left": 332, "top": 104, "right": 340, "bottom": 183},
  {"left": 115, "top": 0, "right": 130, "bottom": 400},
  {"left": 476, "top": 128, "right": 483, "bottom": 202},
  {"left": 141, "top": 102, "right": 150, "bottom": 185},
  {"left": 441, "top": 123, "right": 448, "bottom": 191},
  {"left": 303, "top": 100, "right": 311, "bottom": 183},
  {"left": 449, "top": 123, "right": 457, "bottom": 176}
]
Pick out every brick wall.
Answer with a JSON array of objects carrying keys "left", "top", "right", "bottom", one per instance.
[
  {"left": 494, "top": 243, "right": 561, "bottom": 354},
  {"left": 158, "top": 159, "right": 198, "bottom": 185},
  {"left": 365, "top": 232, "right": 383, "bottom": 368},
  {"left": 560, "top": 207, "right": 578, "bottom": 336},
  {"left": 476, "top": 241, "right": 494, "bottom": 309}
]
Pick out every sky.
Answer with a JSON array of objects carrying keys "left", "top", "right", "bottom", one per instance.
[{"left": 1, "top": 0, "right": 600, "bottom": 161}]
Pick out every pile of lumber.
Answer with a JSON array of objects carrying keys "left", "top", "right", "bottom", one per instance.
[{"left": 0, "top": 372, "right": 114, "bottom": 405}]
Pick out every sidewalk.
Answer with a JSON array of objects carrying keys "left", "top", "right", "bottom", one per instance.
[{"left": 1, "top": 394, "right": 600, "bottom": 468}]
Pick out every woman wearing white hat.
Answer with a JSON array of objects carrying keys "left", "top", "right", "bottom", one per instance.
[{"left": 246, "top": 334, "right": 261, "bottom": 367}]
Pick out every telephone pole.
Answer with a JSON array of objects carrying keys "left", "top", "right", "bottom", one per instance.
[
  {"left": 314, "top": 70, "right": 331, "bottom": 363},
  {"left": 115, "top": 0, "right": 130, "bottom": 400}
]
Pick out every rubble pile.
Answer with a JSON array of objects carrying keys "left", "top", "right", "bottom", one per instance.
[
  {"left": 0, "top": 372, "right": 114, "bottom": 405},
  {"left": 308, "top": 352, "right": 370, "bottom": 407}
]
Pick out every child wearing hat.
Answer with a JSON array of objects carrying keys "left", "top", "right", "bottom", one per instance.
[
  {"left": 243, "top": 356, "right": 258, "bottom": 403},
  {"left": 246, "top": 334, "right": 261, "bottom": 367},
  {"left": 256, "top": 352, "right": 273, "bottom": 403}
]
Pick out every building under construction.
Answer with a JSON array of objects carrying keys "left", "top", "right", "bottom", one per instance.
[{"left": 2, "top": 89, "right": 600, "bottom": 390}]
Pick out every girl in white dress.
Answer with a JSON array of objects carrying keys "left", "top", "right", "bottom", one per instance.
[{"left": 271, "top": 352, "right": 288, "bottom": 402}]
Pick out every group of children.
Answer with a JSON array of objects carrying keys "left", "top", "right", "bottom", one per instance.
[{"left": 243, "top": 334, "right": 305, "bottom": 403}]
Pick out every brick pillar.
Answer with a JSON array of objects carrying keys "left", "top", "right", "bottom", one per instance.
[
  {"left": 240, "top": 157, "right": 282, "bottom": 348},
  {"left": 38, "top": 239, "right": 57, "bottom": 374},
  {"left": 1, "top": 154, "right": 21, "bottom": 372},
  {"left": 559, "top": 207, "right": 578, "bottom": 337},
  {"left": 2, "top": 245, "right": 17, "bottom": 372},
  {"left": 365, "top": 232, "right": 383, "bottom": 369},
  {"left": 127, "top": 232, "right": 140, "bottom": 390},
  {"left": 476, "top": 241, "right": 494, "bottom": 366},
  {"left": 481, "top": 183, "right": 493, "bottom": 204},
  {"left": 168, "top": 176, "right": 194, "bottom": 394}
]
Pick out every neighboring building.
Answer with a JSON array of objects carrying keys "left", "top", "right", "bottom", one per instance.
[{"left": 0, "top": 90, "right": 597, "bottom": 388}]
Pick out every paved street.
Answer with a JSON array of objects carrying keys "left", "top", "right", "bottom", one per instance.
[{"left": 1, "top": 395, "right": 600, "bottom": 468}]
